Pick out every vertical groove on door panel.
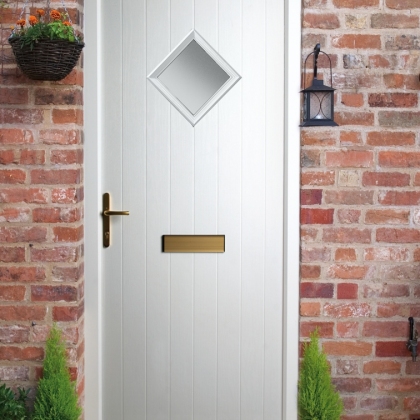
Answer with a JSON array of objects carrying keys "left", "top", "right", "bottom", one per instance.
[{"left": 169, "top": 0, "right": 195, "bottom": 418}]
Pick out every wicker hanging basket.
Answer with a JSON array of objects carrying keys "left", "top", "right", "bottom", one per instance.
[{"left": 9, "top": 37, "right": 84, "bottom": 81}]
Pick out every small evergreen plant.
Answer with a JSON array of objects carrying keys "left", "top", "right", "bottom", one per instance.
[
  {"left": 32, "top": 324, "right": 81, "bottom": 420},
  {"left": 0, "top": 383, "right": 29, "bottom": 420},
  {"left": 298, "top": 329, "right": 343, "bottom": 420}
]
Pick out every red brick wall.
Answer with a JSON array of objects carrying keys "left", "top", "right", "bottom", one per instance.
[
  {"left": 302, "top": 0, "right": 420, "bottom": 418},
  {"left": 0, "top": 0, "right": 84, "bottom": 407}
]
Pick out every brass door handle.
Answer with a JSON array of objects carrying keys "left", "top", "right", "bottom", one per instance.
[{"left": 102, "top": 193, "right": 130, "bottom": 247}]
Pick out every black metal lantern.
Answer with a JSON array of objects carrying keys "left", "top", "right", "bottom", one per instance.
[{"left": 300, "top": 44, "right": 338, "bottom": 127}]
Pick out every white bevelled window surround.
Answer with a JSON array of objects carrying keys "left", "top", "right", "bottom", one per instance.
[{"left": 148, "top": 30, "right": 241, "bottom": 126}]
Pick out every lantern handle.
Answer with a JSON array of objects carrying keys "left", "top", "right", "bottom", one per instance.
[{"left": 303, "top": 44, "right": 333, "bottom": 89}]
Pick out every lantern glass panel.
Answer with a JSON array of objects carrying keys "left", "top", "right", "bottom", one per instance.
[{"left": 309, "top": 91, "right": 332, "bottom": 120}]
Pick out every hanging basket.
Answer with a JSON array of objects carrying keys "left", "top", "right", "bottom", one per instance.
[{"left": 9, "top": 37, "right": 84, "bottom": 81}]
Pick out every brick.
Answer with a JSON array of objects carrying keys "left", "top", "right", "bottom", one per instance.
[
  {"left": 386, "top": 35, "right": 420, "bottom": 50},
  {"left": 35, "top": 88, "right": 83, "bottom": 105},
  {"left": 300, "top": 208, "right": 334, "bottom": 224},
  {"left": 301, "top": 171, "right": 335, "bottom": 186},
  {"left": 303, "top": 13, "right": 340, "bottom": 29},
  {"left": 379, "top": 151, "right": 420, "bottom": 167},
  {"left": 337, "top": 283, "right": 358, "bottom": 299},
  {"left": 0, "top": 88, "right": 29, "bottom": 105},
  {"left": 301, "top": 189, "right": 322, "bottom": 205},
  {"left": 378, "top": 263, "right": 420, "bottom": 281},
  {"left": 363, "top": 360, "right": 401, "bottom": 374},
  {"left": 369, "top": 92, "right": 417, "bottom": 107},
  {"left": 0, "top": 325, "right": 30, "bottom": 343},
  {"left": 335, "top": 248, "right": 357, "bottom": 261},
  {"left": 360, "top": 397, "right": 398, "bottom": 411},
  {"left": 301, "top": 130, "right": 336, "bottom": 146},
  {"left": 301, "top": 247, "right": 331, "bottom": 262},
  {"left": 364, "top": 283, "right": 409, "bottom": 299},
  {"left": 332, "top": 34, "right": 381, "bottom": 49},
  {"left": 324, "top": 303, "right": 371, "bottom": 317},
  {"left": 362, "top": 172, "right": 410, "bottom": 187},
  {"left": 0, "top": 169, "right": 26, "bottom": 184},
  {"left": 338, "top": 170, "right": 360, "bottom": 187},
  {"left": 384, "top": 73, "right": 420, "bottom": 90},
  {"left": 51, "top": 187, "right": 84, "bottom": 204},
  {"left": 346, "top": 15, "right": 368, "bottom": 29},
  {"left": 20, "top": 149, "right": 46, "bottom": 165},
  {"left": 0, "top": 306, "right": 46, "bottom": 321},
  {"left": 340, "top": 131, "right": 362, "bottom": 145},
  {"left": 415, "top": 172, "right": 420, "bottom": 186},
  {"left": 337, "top": 321, "right": 359, "bottom": 338},
  {"left": 377, "top": 378, "right": 420, "bottom": 391},
  {"left": 53, "top": 226, "right": 84, "bottom": 242},
  {"left": 377, "top": 228, "right": 420, "bottom": 243},
  {"left": 300, "top": 302, "right": 321, "bottom": 316},
  {"left": 372, "top": 13, "right": 419, "bottom": 29},
  {"left": 0, "top": 286, "right": 26, "bottom": 301},
  {"left": 328, "top": 264, "right": 369, "bottom": 280},
  {"left": 337, "top": 209, "right": 361, "bottom": 224},
  {"left": 301, "top": 149, "right": 320, "bottom": 167},
  {"left": 325, "top": 151, "right": 373, "bottom": 167},
  {"left": 0, "top": 208, "right": 31, "bottom": 223},
  {"left": 303, "top": 0, "right": 327, "bottom": 6},
  {"left": 302, "top": 34, "right": 327, "bottom": 49},
  {"left": 39, "top": 129, "right": 80, "bottom": 145},
  {"left": 324, "top": 190, "right": 374, "bottom": 205},
  {"left": 301, "top": 227, "right": 319, "bottom": 242},
  {"left": 342, "top": 416, "right": 374, "bottom": 420},
  {"left": 300, "top": 321, "right": 334, "bottom": 337},
  {"left": 323, "top": 228, "right": 371, "bottom": 243},
  {"left": 335, "top": 111, "right": 375, "bottom": 126},
  {"left": 363, "top": 321, "right": 408, "bottom": 338},
  {"left": 301, "top": 265, "right": 321, "bottom": 279},
  {"left": 376, "top": 341, "right": 410, "bottom": 357},
  {"left": 0, "top": 150, "right": 17, "bottom": 165},
  {"left": 377, "top": 303, "right": 413, "bottom": 317},
  {"left": 31, "top": 169, "right": 81, "bottom": 185},
  {"left": 414, "top": 247, "right": 420, "bottom": 261},
  {"left": 0, "top": 226, "right": 47, "bottom": 243},
  {"left": 0, "top": 129, "right": 34, "bottom": 145},
  {"left": 52, "top": 265, "right": 83, "bottom": 282},
  {"left": 386, "top": 0, "right": 420, "bottom": 8},
  {"left": 52, "top": 109, "right": 83, "bottom": 125},
  {"left": 367, "top": 131, "right": 415, "bottom": 146},
  {"left": 0, "top": 346, "right": 44, "bottom": 361},
  {"left": 332, "top": 377, "right": 372, "bottom": 393},
  {"left": 0, "top": 266, "right": 45, "bottom": 282},
  {"left": 50, "top": 149, "right": 83, "bottom": 165},
  {"left": 333, "top": 0, "right": 378, "bottom": 6},
  {"left": 31, "top": 246, "right": 79, "bottom": 263},
  {"left": 343, "top": 54, "right": 366, "bottom": 69},
  {"left": 31, "top": 285, "right": 79, "bottom": 302},
  {"left": 0, "top": 247, "right": 25, "bottom": 262},
  {"left": 379, "top": 111, "right": 420, "bottom": 127},
  {"left": 342, "top": 397, "right": 358, "bottom": 411},
  {"left": 341, "top": 93, "right": 364, "bottom": 107},
  {"left": 33, "top": 207, "right": 81, "bottom": 223},
  {"left": 301, "top": 282, "right": 333, "bottom": 298},
  {"left": 365, "top": 209, "right": 410, "bottom": 224},
  {"left": 53, "top": 302, "right": 84, "bottom": 322},
  {"left": 0, "top": 366, "right": 29, "bottom": 381},
  {"left": 337, "top": 359, "right": 359, "bottom": 375},
  {"left": 0, "top": 188, "right": 48, "bottom": 204},
  {"left": 0, "top": 109, "right": 43, "bottom": 124},
  {"left": 404, "top": 397, "right": 420, "bottom": 411},
  {"left": 379, "top": 191, "right": 420, "bottom": 205}
]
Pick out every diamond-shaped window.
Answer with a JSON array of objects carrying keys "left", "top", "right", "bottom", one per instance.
[{"left": 148, "top": 31, "right": 241, "bottom": 126}]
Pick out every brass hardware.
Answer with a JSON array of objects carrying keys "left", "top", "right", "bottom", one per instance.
[
  {"left": 102, "top": 193, "right": 130, "bottom": 248},
  {"left": 163, "top": 235, "right": 225, "bottom": 253}
]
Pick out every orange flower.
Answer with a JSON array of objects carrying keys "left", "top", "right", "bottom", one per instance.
[
  {"left": 50, "top": 9, "right": 61, "bottom": 20},
  {"left": 29, "top": 15, "right": 38, "bottom": 26},
  {"left": 37, "top": 9, "right": 45, "bottom": 17},
  {"left": 63, "top": 21, "right": 72, "bottom": 26}
]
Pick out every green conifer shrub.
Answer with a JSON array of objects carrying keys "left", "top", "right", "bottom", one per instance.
[
  {"left": 298, "top": 329, "right": 343, "bottom": 420},
  {"left": 32, "top": 324, "right": 81, "bottom": 420}
]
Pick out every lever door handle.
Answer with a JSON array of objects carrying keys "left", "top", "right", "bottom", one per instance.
[
  {"left": 102, "top": 193, "right": 130, "bottom": 247},
  {"left": 103, "top": 210, "right": 130, "bottom": 216}
]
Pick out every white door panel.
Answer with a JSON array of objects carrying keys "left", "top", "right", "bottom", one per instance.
[{"left": 100, "top": 0, "right": 285, "bottom": 418}]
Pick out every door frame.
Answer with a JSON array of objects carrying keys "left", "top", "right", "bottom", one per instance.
[{"left": 84, "top": 0, "right": 302, "bottom": 418}]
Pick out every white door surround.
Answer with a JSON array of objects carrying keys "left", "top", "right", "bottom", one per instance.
[{"left": 84, "top": 0, "right": 302, "bottom": 418}]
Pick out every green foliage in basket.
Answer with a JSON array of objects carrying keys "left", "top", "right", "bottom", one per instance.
[
  {"left": 32, "top": 324, "right": 81, "bottom": 420},
  {"left": 0, "top": 383, "right": 30, "bottom": 420},
  {"left": 10, "top": 8, "right": 83, "bottom": 48},
  {"left": 298, "top": 329, "right": 343, "bottom": 420}
]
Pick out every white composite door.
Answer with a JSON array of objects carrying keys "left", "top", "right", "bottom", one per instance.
[{"left": 99, "top": 0, "right": 285, "bottom": 418}]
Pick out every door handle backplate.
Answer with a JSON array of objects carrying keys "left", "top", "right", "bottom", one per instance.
[{"left": 102, "top": 193, "right": 130, "bottom": 248}]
